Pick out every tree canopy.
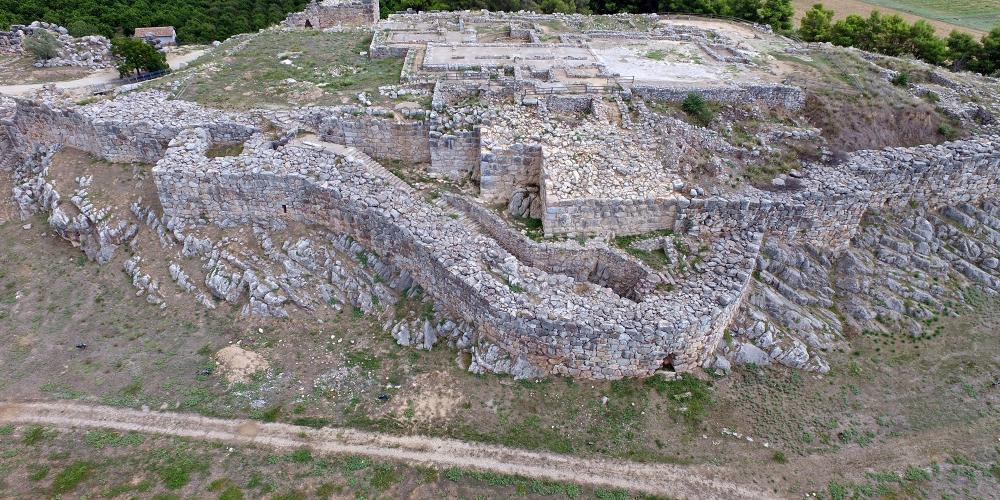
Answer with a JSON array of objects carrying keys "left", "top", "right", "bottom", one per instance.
[
  {"left": 111, "top": 37, "right": 168, "bottom": 77},
  {"left": 1, "top": 0, "right": 796, "bottom": 43},
  {"left": 799, "top": 4, "right": 999, "bottom": 77},
  {"left": 0, "top": 0, "right": 310, "bottom": 44}
]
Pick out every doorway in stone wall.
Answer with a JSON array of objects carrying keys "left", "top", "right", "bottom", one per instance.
[{"left": 304, "top": 19, "right": 313, "bottom": 28}]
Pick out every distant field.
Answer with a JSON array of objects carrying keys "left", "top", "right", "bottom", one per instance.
[{"left": 791, "top": 0, "right": 997, "bottom": 36}]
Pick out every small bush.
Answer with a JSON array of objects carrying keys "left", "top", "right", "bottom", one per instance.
[
  {"left": 52, "top": 461, "right": 92, "bottom": 494},
  {"left": 681, "top": 92, "right": 714, "bottom": 126},
  {"left": 28, "top": 464, "right": 49, "bottom": 481},
  {"left": 772, "top": 451, "right": 787, "bottom": 464},
  {"left": 289, "top": 448, "right": 313, "bottom": 463},
  {"left": 904, "top": 466, "right": 932, "bottom": 481},
  {"left": 24, "top": 31, "right": 61, "bottom": 60},
  {"left": 891, "top": 72, "right": 910, "bottom": 87},
  {"left": 370, "top": 464, "right": 400, "bottom": 491},
  {"left": 22, "top": 425, "right": 49, "bottom": 445},
  {"left": 219, "top": 486, "right": 244, "bottom": 500}
]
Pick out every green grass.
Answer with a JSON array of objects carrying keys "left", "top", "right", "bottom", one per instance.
[
  {"left": 22, "top": 425, "right": 50, "bottom": 445},
  {"left": 369, "top": 464, "right": 401, "bottom": 491},
  {"left": 645, "top": 49, "right": 667, "bottom": 61},
  {"left": 52, "top": 461, "right": 93, "bottom": 494},
  {"left": 170, "top": 29, "right": 404, "bottom": 109}
]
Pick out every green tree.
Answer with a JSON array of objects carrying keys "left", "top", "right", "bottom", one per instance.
[
  {"left": 798, "top": 3, "right": 833, "bottom": 42},
  {"left": 111, "top": 37, "right": 167, "bottom": 78},
  {"left": 946, "top": 30, "right": 981, "bottom": 71},
  {"left": 757, "top": 0, "right": 793, "bottom": 32},
  {"left": 908, "top": 20, "right": 946, "bottom": 64},
  {"left": 23, "top": 30, "right": 61, "bottom": 60},
  {"left": 976, "top": 27, "right": 1000, "bottom": 76},
  {"left": 829, "top": 14, "right": 868, "bottom": 49}
]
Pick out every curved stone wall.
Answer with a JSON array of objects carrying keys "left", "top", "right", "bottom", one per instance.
[{"left": 3, "top": 92, "right": 999, "bottom": 380}]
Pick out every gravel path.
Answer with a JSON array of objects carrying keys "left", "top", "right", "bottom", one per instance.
[{"left": 0, "top": 401, "right": 772, "bottom": 499}]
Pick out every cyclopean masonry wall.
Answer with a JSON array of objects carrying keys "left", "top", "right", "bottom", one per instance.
[
  {"left": 4, "top": 92, "right": 1000, "bottom": 380},
  {"left": 2, "top": 93, "right": 255, "bottom": 164},
  {"left": 630, "top": 84, "right": 806, "bottom": 110},
  {"left": 282, "top": 0, "right": 379, "bottom": 29},
  {"left": 152, "top": 126, "right": 763, "bottom": 378},
  {"left": 307, "top": 107, "right": 432, "bottom": 164},
  {"left": 429, "top": 128, "right": 481, "bottom": 179}
]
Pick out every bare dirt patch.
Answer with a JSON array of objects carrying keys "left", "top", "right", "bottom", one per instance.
[
  {"left": 215, "top": 345, "right": 271, "bottom": 385},
  {"left": 0, "top": 56, "right": 93, "bottom": 86}
]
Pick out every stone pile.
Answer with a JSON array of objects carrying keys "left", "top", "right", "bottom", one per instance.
[{"left": 2, "top": 21, "right": 112, "bottom": 68}]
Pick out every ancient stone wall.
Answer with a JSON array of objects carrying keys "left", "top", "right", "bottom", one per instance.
[
  {"left": 442, "top": 192, "right": 649, "bottom": 299},
  {"left": 6, "top": 92, "right": 1000, "bottom": 381},
  {"left": 283, "top": 0, "right": 378, "bottom": 29},
  {"left": 317, "top": 112, "right": 431, "bottom": 164},
  {"left": 480, "top": 143, "right": 542, "bottom": 202},
  {"left": 631, "top": 84, "right": 806, "bottom": 110},
  {"left": 429, "top": 128, "right": 480, "bottom": 179},
  {"left": 2, "top": 94, "right": 254, "bottom": 164},
  {"left": 542, "top": 195, "right": 685, "bottom": 236}
]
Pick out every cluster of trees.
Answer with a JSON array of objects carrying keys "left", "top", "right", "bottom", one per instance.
[
  {"left": 1, "top": 0, "right": 797, "bottom": 41},
  {"left": 799, "top": 4, "right": 1000, "bottom": 76},
  {"left": 0, "top": 0, "right": 309, "bottom": 44},
  {"left": 380, "top": 0, "right": 795, "bottom": 30}
]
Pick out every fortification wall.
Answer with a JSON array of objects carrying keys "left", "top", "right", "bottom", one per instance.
[
  {"left": 6, "top": 92, "right": 999, "bottom": 381},
  {"left": 631, "top": 84, "right": 806, "bottom": 110},
  {"left": 317, "top": 112, "right": 431, "bottom": 164},
  {"left": 429, "top": 129, "right": 480, "bottom": 179},
  {"left": 283, "top": 0, "right": 378, "bottom": 28},
  {"left": 2, "top": 94, "right": 254, "bottom": 164},
  {"left": 480, "top": 143, "right": 542, "bottom": 202}
]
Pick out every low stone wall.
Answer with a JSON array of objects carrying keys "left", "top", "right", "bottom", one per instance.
[
  {"left": 480, "top": 143, "right": 542, "bottom": 202},
  {"left": 631, "top": 84, "right": 806, "bottom": 110}
]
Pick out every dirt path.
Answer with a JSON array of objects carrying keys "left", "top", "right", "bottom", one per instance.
[
  {"left": 0, "top": 49, "right": 207, "bottom": 97},
  {"left": 0, "top": 400, "right": 772, "bottom": 499}
]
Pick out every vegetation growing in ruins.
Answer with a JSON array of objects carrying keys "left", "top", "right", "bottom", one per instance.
[{"left": 22, "top": 30, "right": 60, "bottom": 60}]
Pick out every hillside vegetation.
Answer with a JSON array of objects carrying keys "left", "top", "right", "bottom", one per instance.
[{"left": 0, "top": 0, "right": 796, "bottom": 43}]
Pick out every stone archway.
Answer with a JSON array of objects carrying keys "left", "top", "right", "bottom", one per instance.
[{"left": 304, "top": 19, "right": 314, "bottom": 28}]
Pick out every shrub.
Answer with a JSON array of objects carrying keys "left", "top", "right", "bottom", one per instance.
[
  {"left": 681, "top": 92, "right": 714, "bottom": 126},
  {"left": 52, "top": 461, "right": 92, "bottom": 494},
  {"left": 289, "top": 448, "right": 312, "bottom": 463},
  {"left": 772, "top": 451, "right": 787, "bottom": 464},
  {"left": 370, "top": 464, "right": 400, "bottom": 491},
  {"left": 891, "top": 72, "right": 910, "bottom": 86},
  {"left": 24, "top": 31, "right": 61, "bottom": 60}
]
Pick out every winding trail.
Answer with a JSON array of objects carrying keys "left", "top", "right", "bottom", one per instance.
[{"left": 0, "top": 401, "right": 772, "bottom": 499}]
